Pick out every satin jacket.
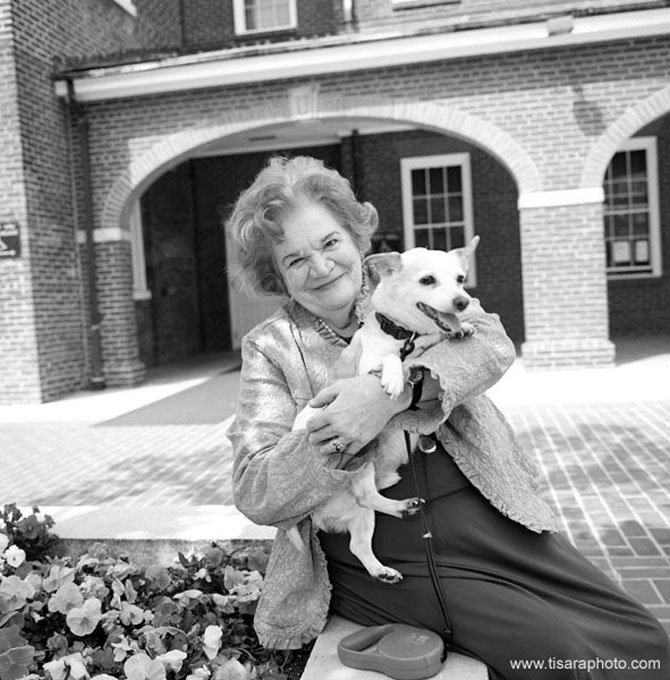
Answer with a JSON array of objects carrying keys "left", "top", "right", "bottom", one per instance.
[{"left": 227, "top": 297, "right": 560, "bottom": 649}]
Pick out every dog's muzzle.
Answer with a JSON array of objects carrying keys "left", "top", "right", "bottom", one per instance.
[{"left": 416, "top": 302, "right": 462, "bottom": 331}]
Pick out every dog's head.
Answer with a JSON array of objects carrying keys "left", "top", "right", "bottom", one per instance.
[{"left": 364, "top": 236, "right": 479, "bottom": 333}]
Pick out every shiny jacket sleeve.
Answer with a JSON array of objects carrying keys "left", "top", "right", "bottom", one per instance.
[
  {"left": 393, "top": 298, "right": 516, "bottom": 433},
  {"left": 228, "top": 337, "right": 368, "bottom": 530}
]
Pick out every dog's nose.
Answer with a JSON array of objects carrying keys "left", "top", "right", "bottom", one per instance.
[{"left": 454, "top": 295, "right": 470, "bottom": 311}]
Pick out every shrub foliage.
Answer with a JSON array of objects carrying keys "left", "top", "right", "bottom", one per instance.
[{"left": 0, "top": 505, "right": 289, "bottom": 680}]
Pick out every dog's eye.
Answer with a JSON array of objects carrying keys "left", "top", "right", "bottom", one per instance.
[
  {"left": 457, "top": 275, "right": 466, "bottom": 284},
  {"left": 419, "top": 275, "right": 436, "bottom": 286}
]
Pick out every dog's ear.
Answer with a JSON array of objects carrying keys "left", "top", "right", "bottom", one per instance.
[
  {"left": 363, "top": 252, "right": 402, "bottom": 286},
  {"left": 450, "top": 235, "right": 480, "bottom": 270}
]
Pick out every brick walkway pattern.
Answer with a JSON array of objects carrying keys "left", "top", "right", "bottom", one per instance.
[{"left": 0, "top": 397, "right": 668, "bottom": 633}]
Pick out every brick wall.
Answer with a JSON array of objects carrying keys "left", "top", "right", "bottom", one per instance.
[
  {"left": 1, "top": 0, "right": 180, "bottom": 401},
  {"left": 182, "top": 0, "right": 338, "bottom": 49},
  {"left": 608, "top": 120, "right": 670, "bottom": 336},
  {"left": 352, "top": 0, "right": 665, "bottom": 29},
  {"left": 0, "top": 0, "right": 42, "bottom": 403}
]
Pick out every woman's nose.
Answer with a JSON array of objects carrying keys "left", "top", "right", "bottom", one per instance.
[{"left": 309, "top": 254, "right": 334, "bottom": 277}]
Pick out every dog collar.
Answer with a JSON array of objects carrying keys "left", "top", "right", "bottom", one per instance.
[{"left": 375, "top": 312, "right": 418, "bottom": 360}]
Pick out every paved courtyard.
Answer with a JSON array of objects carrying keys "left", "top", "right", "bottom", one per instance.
[{"left": 0, "top": 338, "right": 669, "bottom": 633}]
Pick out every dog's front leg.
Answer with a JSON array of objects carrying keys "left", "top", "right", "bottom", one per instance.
[
  {"left": 380, "top": 353, "right": 405, "bottom": 398},
  {"left": 348, "top": 510, "right": 403, "bottom": 584}
]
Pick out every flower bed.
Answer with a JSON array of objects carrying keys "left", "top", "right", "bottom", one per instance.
[{"left": 0, "top": 505, "right": 312, "bottom": 680}]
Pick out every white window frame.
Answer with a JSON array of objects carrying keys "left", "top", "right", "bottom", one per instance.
[
  {"left": 400, "top": 152, "right": 478, "bottom": 287},
  {"left": 232, "top": 0, "right": 297, "bottom": 35},
  {"left": 604, "top": 136, "right": 662, "bottom": 280}
]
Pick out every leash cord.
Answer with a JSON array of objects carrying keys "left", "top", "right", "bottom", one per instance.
[{"left": 404, "top": 430, "right": 454, "bottom": 652}]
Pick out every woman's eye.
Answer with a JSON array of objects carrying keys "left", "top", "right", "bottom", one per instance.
[
  {"left": 419, "top": 275, "right": 436, "bottom": 286},
  {"left": 288, "top": 258, "right": 305, "bottom": 268},
  {"left": 457, "top": 275, "right": 466, "bottom": 284},
  {"left": 324, "top": 238, "right": 338, "bottom": 248}
]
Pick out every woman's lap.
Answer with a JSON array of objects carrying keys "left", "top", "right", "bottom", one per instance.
[{"left": 320, "top": 449, "right": 670, "bottom": 679}]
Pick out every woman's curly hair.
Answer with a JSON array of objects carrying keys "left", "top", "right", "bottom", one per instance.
[{"left": 226, "top": 155, "right": 378, "bottom": 296}]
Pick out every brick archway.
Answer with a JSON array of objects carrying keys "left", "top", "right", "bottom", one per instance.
[
  {"left": 102, "top": 97, "right": 541, "bottom": 232},
  {"left": 580, "top": 85, "right": 670, "bottom": 188}
]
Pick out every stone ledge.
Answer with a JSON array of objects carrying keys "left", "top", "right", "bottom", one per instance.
[{"left": 301, "top": 615, "right": 487, "bottom": 680}]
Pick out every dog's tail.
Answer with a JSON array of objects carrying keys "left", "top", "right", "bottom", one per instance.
[{"left": 286, "top": 525, "right": 308, "bottom": 553}]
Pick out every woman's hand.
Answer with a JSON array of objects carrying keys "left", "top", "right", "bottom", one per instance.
[{"left": 305, "top": 374, "right": 411, "bottom": 454}]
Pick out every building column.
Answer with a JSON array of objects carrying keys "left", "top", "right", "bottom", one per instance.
[
  {"left": 78, "top": 229, "right": 145, "bottom": 387},
  {"left": 518, "top": 189, "right": 615, "bottom": 368}
]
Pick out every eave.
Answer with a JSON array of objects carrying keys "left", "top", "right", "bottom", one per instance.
[{"left": 53, "top": 8, "right": 670, "bottom": 102}]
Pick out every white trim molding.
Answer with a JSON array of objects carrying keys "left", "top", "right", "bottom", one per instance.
[
  {"left": 517, "top": 187, "right": 605, "bottom": 209},
  {"left": 54, "top": 8, "right": 670, "bottom": 102},
  {"left": 77, "top": 228, "right": 131, "bottom": 243}
]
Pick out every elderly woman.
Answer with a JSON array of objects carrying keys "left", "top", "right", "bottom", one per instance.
[{"left": 226, "top": 155, "right": 669, "bottom": 679}]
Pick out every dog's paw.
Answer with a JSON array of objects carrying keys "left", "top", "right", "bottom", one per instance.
[
  {"left": 461, "top": 322, "right": 476, "bottom": 337},
  {"left": 381, "top": 372, "right": 406, "bottom": 399},
  {"left": 373, "top": 567, "right": 403, "bottom": 584},
  {"left": 400, "top": 497, "right": 425, "bottom": 518},
  {"left": 445, "top": 323, "right": 476, "bottom": 340}
]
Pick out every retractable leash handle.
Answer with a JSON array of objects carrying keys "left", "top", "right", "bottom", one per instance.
[{"left": 338, "top": 623, "right": 445, "bottom": 680}]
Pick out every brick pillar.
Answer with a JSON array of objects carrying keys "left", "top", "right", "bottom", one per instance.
[
  {"left": 519, "top": 192, "right": 615, "bottom": 368},
  {"left": 92, "top": 237, "right": 145, "bottom": 386}
]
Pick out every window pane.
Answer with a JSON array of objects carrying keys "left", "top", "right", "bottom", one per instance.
[
  {"left": 245, "top": 6, "right": 256, "bottom": 28},
  {"left": 610, "top": 152, "right": 627, "bottom": 179},
  {"left": 613, "top": 214, "right": 629, "bottom": 237},
  {"left": 429, "top": 168, "right": 443, "bottom": 195},
  {"left": 630, "top": 181, "right": 648, "bottom": 206},
  {"left": 629, "top": 149, "right": 647, "bottom": 177},
  {"left": 414, "top": 229, "right": 429, "bottom": 248},
  {"left": 411, "top": 169, "right": 425, "bottom": 196},
  {"left": 432, "top": 229, "right": 446, "bottom": 251},
  {"left": 448, "top": 195, "right": 463, "bottom": 222},
  {"left": 258, "top": 2, "right": 274, "bottom": 27},
  {"left": 430, "top": 198, "right": 445, "bottom": 224},
  {"left": 631, "top": 213, "right": 649, "bottom": 236},
  {"left": 413, "top": 198, "right": 428, "bottom": 225},
  {"left": 634, "top": 239, "right": 650, "bottom": 264},
  {"left": 446, "top": 166, "right": 462, "bottom": 192}
]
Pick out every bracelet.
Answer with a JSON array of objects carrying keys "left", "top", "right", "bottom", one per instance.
[{"left": 407, "top": 367, "right": 424, "bottom": 411}]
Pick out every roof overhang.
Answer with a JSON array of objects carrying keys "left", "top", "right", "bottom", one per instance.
[{"left": 54, "top": 8, "right": 670, "bottom": 102}]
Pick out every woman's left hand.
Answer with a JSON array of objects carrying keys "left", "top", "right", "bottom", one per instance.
[{"left": 305, "top": 374, "right": 410, "bottom": 454}]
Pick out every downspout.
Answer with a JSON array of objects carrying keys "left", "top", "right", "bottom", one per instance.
[
  {"left": 351, "top": 128, "right": 364, "bottom": 199},
  {"left": 67, "top": 79, "right": 106, "bottom": 391}
]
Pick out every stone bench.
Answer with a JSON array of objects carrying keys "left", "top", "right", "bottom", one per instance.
[{"left": 301, "top": 615, "right": 487, "bottom": 680}]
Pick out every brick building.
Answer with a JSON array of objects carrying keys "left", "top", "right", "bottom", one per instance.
[{"left": 1, "top": 0, "right": 669, "bottom": 403}]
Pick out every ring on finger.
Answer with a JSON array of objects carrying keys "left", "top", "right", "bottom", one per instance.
[{"left": 330, "top": 437, "right": 346, "bottom": 453}]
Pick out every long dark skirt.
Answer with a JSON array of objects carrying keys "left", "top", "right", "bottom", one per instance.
[{"left": 319, "top": 443, "right": 670, "bottom": 679}]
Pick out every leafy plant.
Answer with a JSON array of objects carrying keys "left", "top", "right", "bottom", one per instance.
[{"left": 0, "top": 504, "right": 305, "bottom": 680}]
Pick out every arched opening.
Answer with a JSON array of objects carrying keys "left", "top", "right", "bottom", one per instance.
[
  {"left": 602, "top": 115, "right": 670, "bottom": 339},
  {"left": 130, "top": 116, "right": 527, "bottom": 366},
  {"left": 581, "top": 87, "right": 670, "bottom": 342}
]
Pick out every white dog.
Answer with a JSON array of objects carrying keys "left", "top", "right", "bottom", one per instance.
[{"left": 290, "top": 236, "right": 480, "bottom": 583}]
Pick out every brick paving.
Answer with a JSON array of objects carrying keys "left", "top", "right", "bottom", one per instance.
[{"left": 0, "top": 365, "right": 669, "bottom": 633}]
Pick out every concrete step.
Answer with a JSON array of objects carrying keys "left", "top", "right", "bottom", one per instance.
[{"left": 301, "top": 615, "right": 487, "bottom": 680}]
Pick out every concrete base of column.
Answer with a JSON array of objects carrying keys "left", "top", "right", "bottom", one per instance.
[
  {"left": 521, "top": 337, "right": 615, "bottom": 369},
  {"left": 103, "top": 358, "right": 146, "bottom": 387}
]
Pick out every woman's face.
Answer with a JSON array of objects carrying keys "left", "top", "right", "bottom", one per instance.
[{"left": 273, "top": 201, "right": 363, "bottom": 327}]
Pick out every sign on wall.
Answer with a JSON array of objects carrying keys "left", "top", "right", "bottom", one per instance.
[{"left": 0, "top": 222, "right": 21, "bottom": 259}]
